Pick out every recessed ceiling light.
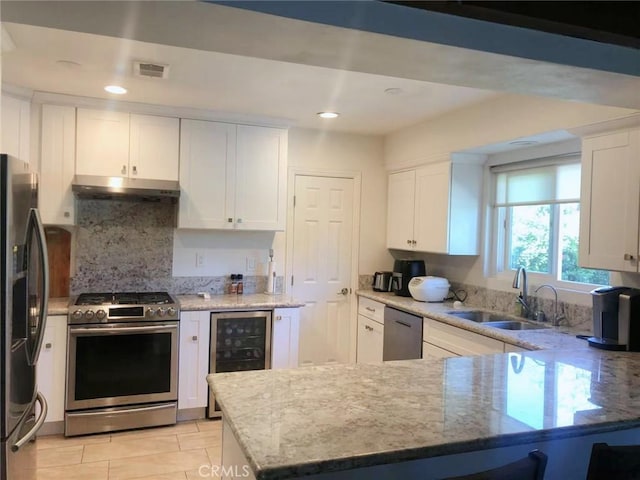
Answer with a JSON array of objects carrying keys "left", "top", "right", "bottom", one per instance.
[
  {"left": 384, "top": 87, "right": 404, "bottom": 95},
  {"left": 104, "top": 85, "right": 127, "bottom": 95},
  {"left": 317, "top": 112, "right": 339, "bottom": 119}
]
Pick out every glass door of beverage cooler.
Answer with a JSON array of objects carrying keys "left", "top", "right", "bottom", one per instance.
[{"left": 208, "top": 311, "right": 272, "bottom": 417}]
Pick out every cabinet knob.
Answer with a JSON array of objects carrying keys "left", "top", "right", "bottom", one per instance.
[
  {"left": 365, "top": 325, "right": 374, "bottom": 332},
  {"left": 365, "top": 307, "right": 375, "bottom": 312},
  {"left": 45, "top": 343, "right": 52, "bottom": 349},
  {"left": 624, "top": 253, "right": 636, "bottom": 261},
  {"left": 121, "top": 165, "right": 127, "bottom": 175},
  {"left": 276, "top": 316, "right": 282, "bottom": 320},
  {"left": 132, "top": 165, "right": 137, "bottom": 175},
  {"left": 237, "top": 218, "right": 242, "bottom": 224},
  {"left": 191, "top": 335, "right": 198, "bottom": 341},
  {"left": 227, "top": 218, "right": 233, "bottom": 223},
  {"left": 64, "top": 211, "right": 70, "bottom": 218},
  {"left": 412, "top": 240, "right": 417, "bottom": 246},
  {"left": 406, "top": 240, "right": 411, "bottom": 245}
]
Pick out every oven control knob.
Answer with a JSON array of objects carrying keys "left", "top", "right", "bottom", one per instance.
[
  {"left": 95, "top": 309, "right": 107, "bottom": 320},
  {"left": 167, "top": 307, "right": 176, "bottom": 317},
  {"left": 84, "top": 310, "right": 95, "bottom": 320},
  {"left": 146, "top": 307, "right": 156, "bottom": 318},
  {"left": 72, "top": 310, "right": 83, "bottom": 321},
  {"left": 157, "top": 307, "right": 167, "bottom": 317}
]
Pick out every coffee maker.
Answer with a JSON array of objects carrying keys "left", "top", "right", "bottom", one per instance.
[
  {"left": 588, "top": 286, "right": 640, "bottom": 351},
  {"left": 391, "top": 259, "right": 426, "bottom": 297}
]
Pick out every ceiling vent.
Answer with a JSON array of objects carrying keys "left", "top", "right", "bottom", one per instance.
[{"left": 133, "top": 61, "right": 170, "bottom": 79}]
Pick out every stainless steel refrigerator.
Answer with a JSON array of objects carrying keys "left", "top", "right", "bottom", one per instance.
[{"left": 1, "top": 154, "right": 49, "bottom": 480}]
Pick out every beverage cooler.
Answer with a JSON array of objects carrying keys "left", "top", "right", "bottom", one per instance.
[{"left": 208, "top": 311, "right": 272, "bottom": 417}]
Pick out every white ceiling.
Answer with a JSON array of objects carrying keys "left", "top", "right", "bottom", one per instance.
[
  {"left": 3, "top": 0, "right": 637, "bottom": 149},
  {"left": 1, "top": 22, "right": 500, "bottom": 135}
]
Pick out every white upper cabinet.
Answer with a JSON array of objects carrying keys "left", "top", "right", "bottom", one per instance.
[
  {"left": 235, "top": 125, "right": 287, "bottom": 230},
  {"left": 579, "top": 128, "right": 640, "bottom": 272},
  {"left": 76, "top": 109, "right": 129, "bottom": 177},
  {"left": 40, "top": 105, "right": 76, "bottom": 225},
  {"left": 387, "top": 160, "right": 482, "bottom": 254},
  {"left": 1, "top": 93, "right": 30, "bottom": 164},
  {"left": 179, "top": 119, "right": 236, "bottom": 229},
  {"left": 386, "top": 170, "right": 416, "bottom": 250},
  {"left": 178, "top": 119, "right": 287, "bottom": 231},
  {"left": 129, "top": 114, "right": 180, "bottom": 181},
  {"left": 76, "top": 109, "right": 179, "bottom": 181}
]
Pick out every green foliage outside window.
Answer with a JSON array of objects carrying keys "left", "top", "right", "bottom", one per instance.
[{"left": 507, "top": 203, "right": 609, "bottom": 286}]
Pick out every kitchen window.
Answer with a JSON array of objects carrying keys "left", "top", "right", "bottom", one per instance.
[{"left": 491, "top": 155, "right": 610, "bottom": 287}]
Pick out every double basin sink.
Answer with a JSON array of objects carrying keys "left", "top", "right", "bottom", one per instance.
[{"left": 446, "top": 310, "right": 549, "bottom": 331}]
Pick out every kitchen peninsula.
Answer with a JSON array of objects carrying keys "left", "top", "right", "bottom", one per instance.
[{"left": 208, "top": 348, "right": 640, "bottom": 480}]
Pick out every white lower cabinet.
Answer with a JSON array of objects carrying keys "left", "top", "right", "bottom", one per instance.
[
  {"left": 356, "top": 315, "right": 384, "bottom": 363},
  {"left": 422, "top": 341, "right": 457, "bottom": 359},
  {"left": 178, "top": 311, "right": 211, "bottom": 410},
  {"left": 423, "top": 317, "right": 504, "bottom": 357},
  {"left": 504, "top": 343, "right": 528, "bottom": 353},
  {"left": 38, "top": 316, "right": 67, "bottom": 424},
  {"left": 272, "top": 308, "right": 300, "bottom": 369}
]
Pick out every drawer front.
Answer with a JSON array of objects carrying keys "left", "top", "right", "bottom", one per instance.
[
  {"left": 423, "top": 318, "right": 503, "bottom": 356},
  {"left": 358, "top": 297, "right": 385, "bottom": 324},
  {"left": 356, "top": 315, "right": 384, "bottom": 364},
  {"left": 422, "top": 341, "right": 457, "bottom": 359}
]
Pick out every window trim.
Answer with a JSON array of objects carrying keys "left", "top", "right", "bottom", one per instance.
[{"left": 490, "top": 157, "right": 610, "bottom": 292}]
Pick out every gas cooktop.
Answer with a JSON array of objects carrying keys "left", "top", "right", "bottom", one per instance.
[
  {"left": 70, "top": 292, "right": 179, "bottom": 324},
  {"left": 75, "top": 292, "right": 175, "bottom": 306}
]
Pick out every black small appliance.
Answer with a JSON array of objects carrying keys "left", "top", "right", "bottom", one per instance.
[
  {"left": 373, "top": 271, "right": 393, "bottom": 292},
  {"left": 391, "top": 259, "right": 426, "bottom": 297},
  {"left": 588, "top": 286, "right": 640, "bottom": 351}
]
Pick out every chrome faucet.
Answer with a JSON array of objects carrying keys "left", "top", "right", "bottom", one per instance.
[
  {"left": 534, "top": 284, "right": 565, "bottom": 326},
  {"left": 512, "top": 267, "right": 530, "bottom": 317}
]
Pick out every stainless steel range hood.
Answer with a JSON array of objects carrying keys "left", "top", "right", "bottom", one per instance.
[{"left": 72, "top": 175, "right": 180, "bottom": 202}]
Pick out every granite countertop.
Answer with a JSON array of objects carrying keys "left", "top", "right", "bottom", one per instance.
[
  {"left": 177, "top": 293, "right": 304, "bottom": 311},
  {"left": 45, "top": 294, "right": 304, "bottom": 316},
  {"left": 357, "top": 290, "right": 590, "bottom": 351},
  {"left": 208, "top": 348, "right": 640, "bottom": 480}
]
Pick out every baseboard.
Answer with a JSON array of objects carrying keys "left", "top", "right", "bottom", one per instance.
[
  {"left": 177, "top": 407, "right": 206, "bottom": 421},
  {"left": 37, "top": 421, "right": 64, "bottom": 436}
]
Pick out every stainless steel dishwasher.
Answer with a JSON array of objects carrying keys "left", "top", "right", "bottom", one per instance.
[{"left": 383, "top": 306, "right": 423, "bottom": 360}]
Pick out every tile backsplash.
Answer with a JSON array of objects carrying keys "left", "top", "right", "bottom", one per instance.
[{"left": 70, "top": 199, "right": 281, "bottom": 295}]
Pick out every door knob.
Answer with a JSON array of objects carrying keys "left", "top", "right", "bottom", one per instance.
[{"left": 338, "top": 288, "right": 349, "bottom": 295}]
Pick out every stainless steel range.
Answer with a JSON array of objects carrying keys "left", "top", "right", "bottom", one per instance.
[{"left": 65, "top": 292, "right": 180, "bottom": 436}]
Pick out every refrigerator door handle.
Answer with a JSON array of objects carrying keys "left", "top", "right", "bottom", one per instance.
[
  {"left": 11, "top": 392, "right": 48, "bottom": 452},
  {"left": 26, "top": 208, "right": 49, "bottom": 366}
]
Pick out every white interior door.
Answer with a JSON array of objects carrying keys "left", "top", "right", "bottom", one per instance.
[{"left": 292, "top": 175, "right": 354, "bottom": 366}]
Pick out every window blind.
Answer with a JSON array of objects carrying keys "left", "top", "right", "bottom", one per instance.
[{"left": 492, "top": 154, "right": 581, "bottom": 207}]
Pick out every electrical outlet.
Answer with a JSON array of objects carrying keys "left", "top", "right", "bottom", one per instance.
[
  {"left": 246, "top": 257, "right": 256, "bottom": 272},
  {"left": 196, "top": 252, "right": 205, "bottom": 268}
]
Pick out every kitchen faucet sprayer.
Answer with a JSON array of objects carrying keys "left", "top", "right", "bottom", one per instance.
[{"left": 512, "top": 267, "right": 530, "bottom": 317}]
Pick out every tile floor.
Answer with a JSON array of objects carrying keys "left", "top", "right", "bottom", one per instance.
[{"left": 35, "top": 420, "right": 222, "bottom": 480}]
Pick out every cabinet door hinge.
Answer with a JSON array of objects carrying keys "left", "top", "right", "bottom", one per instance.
[{"left": 293, "top": 195, "right": 296, "bottom": 207}]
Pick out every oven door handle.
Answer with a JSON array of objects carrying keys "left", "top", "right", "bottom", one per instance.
[{"left": 69, "top": 325, "right": 177, "bottom": 335}]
